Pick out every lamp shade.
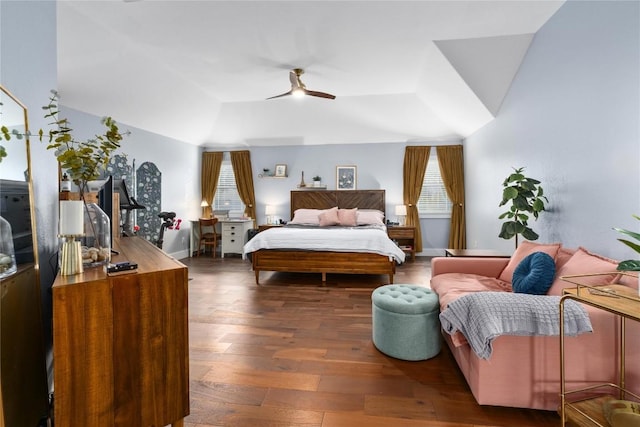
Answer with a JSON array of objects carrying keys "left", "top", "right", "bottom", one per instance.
[
  {"left": 59, "top": 200, "right": 84, "bottom": 236},
  {"left": 395, "top": 205, "right": 407, "bottom": 216},
  {"left": 200, "top": 200, "right": 209, "bottom": 207},
  {"left": 265, "top": 205, "right": 276, "bottom": 215}
]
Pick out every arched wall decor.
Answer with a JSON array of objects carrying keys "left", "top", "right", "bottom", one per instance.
[{"left": 135, "top": 161, "right": 162, "bottom": 243}]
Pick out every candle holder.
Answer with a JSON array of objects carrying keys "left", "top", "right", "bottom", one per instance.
[{"left": 59, "top": 234, "right": 84, "bottom": 276}]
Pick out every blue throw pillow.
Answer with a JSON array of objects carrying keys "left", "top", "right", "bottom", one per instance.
[{"left": 512, "top": 251, "right": 556, "bottom": 295}]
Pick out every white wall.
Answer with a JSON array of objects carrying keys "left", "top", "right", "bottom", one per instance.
[
  {"left": 1, "top": 0, "right": 58, "bottom": 390},
  {"left": 465, "top": 0, "right": 640, "bottom": 260}
]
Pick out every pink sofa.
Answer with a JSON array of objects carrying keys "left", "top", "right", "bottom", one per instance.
[{"left": 430, "top": 241, "right": 640, "bottom": 411}]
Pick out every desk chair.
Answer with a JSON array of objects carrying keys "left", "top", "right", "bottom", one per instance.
[{"left": 197, "top": 218, "right": 220, "bottom": 257}]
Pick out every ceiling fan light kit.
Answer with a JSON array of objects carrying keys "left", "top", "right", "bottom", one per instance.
[{"left": 267, "top": 68, "right": 336, "bottom": 100}]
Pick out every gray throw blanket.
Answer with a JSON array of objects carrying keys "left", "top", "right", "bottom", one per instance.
[{"left": 439, "top": 292, "right": 592, "bottom": 359}]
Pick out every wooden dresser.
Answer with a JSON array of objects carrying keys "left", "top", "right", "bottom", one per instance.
[
  {"left": 52, "top": 237, "right": 189, "bottom": 427},
  {"left": 0, "top": 263, "right": 49, "bottom": 427}
]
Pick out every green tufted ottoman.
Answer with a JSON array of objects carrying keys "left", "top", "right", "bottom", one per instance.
[{"left": 371, "top": 284, "right": 441, "bottom": 361}]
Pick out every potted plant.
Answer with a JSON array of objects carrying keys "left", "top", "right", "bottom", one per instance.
[
  {"left": 498, "top": 167, "right": 548, "bottom": 248},
  {"left": 614, "top": 214, "right": 640, "bottom": 272},
  {"left": 40, "top": 90, "right": 128, "bottom": 273},
  {"left": 312, "top": 175, "right": 322, "bottom": 187}
]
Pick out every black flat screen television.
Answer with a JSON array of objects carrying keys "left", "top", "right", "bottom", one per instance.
[{"left": 98, "top": 175, "right": 114, "bottom": 247}]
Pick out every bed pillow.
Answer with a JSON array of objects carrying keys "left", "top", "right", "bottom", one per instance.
[
  {"left": 356, "top": 209, "right": 384, "bottom": 226},
  {"left": 289, "top": 208, "right": 323, "bottom": 225},
  {"left": 498, "top": 241, "right": 561, "bottom": 283},
  {"left": 547, "top": 247, "right": 620, "bottom": 296},
  {"left": 512, "top": 252, "right": 556, "bottom": 295},
  {"left": 338, "top": 208, "right": 358, "bottom": 226},
  {"left": 318, "top": 207, "right": 340, "bottom": 226}
]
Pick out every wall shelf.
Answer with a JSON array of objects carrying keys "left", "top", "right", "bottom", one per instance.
[{"left": 297, "top": 185, "right": 327, "bottom": 190}]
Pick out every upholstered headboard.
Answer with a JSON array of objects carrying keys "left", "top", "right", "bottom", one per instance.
[{"left": 290, "top": 190, "right": 385, "bottom": 218}]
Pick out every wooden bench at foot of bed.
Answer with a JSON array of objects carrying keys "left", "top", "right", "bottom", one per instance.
[{"left": 251, "top": 250, "right": 396, "bottom": 285}]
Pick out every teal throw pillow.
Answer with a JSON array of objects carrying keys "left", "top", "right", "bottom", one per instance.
[{"left": 512, "top": 251, "right": 556, "bottom": 295}]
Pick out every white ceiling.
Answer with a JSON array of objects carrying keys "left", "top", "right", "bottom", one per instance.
[{"left": 56, "top": 0, "right": 565, "bottom": 147}]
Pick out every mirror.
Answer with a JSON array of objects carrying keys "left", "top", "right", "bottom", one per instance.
[
  {"left": 0, "top": 85, "right": 49, "bottom": 426},
  {"left": 0, "top": 84, "right": 39, "bottom": 270}
]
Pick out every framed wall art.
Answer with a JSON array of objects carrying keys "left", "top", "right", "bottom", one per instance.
[
  {"left": 336, "top": 165, "right": 357, "bottom": 190},
  {"left": 274, "top": 164, "right": 288, "bottom": 177}
]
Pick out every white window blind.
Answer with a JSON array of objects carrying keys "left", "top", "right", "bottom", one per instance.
[
  {"left": 417, "top": 152, "right": 452, "bottom": 216},
  {"left": 213, "top": 161, "right": 245, "bottom": 212}
]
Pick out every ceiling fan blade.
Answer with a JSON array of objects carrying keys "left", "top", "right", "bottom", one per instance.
[
  {"left": 290, "top": 70, "right": 303, "bottom": 90},
  {"left": 266, "top": 91, "right": 292, "bottom": 100},
  {"left": 305, "top": 90, "right": 336, "bottom": 100},
  {"left": 267, "top": 68, "right": 334, "bottom": 100}
]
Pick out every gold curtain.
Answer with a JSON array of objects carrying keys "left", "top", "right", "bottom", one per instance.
[
  {"left": 402, "top": 146, "right": 430, "bottom": 253},
  {"left": 230, "top": 150, "right": 257, "bottom": 227},
  {"left": 201, "top": 151, "right": 223, "bottom": 218},
  {"left": 437, "top": 145, "right": 466, "bottom": 249}
]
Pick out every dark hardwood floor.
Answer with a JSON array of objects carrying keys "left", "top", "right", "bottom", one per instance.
[{"left": 181, "top": 255, "right": 560, "bottom": 427}]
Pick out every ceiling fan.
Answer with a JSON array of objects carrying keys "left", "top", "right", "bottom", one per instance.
[{"left": 266, "top": 68, "right": 336, "bottom": 100}]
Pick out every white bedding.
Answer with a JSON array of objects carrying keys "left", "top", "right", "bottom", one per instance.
[{"left": 243, "top": 225, "right": 406, "bottom": 263}]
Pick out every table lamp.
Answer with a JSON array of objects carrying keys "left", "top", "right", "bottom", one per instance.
[
  {"left": 265, "top": 205, "right": 276, "bottom": 225},
  {"left": 395, "top": 205, "right": 407, "bottom": 226},
  {"left": 200, "top": 199, "right": 209, "bottom": 218}
]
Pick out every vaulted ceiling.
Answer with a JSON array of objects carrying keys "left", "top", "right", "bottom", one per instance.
[{"left": 57, "top": 1, "right": 565, "bottom": 147}]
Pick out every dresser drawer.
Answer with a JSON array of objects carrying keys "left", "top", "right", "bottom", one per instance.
[{"left": 222, "top": 223, "right": 244, "bottom": 235}]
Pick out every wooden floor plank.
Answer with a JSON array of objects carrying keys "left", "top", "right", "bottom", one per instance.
[{"left": 182, "top": 256, "right": 560, "bottom": 427}]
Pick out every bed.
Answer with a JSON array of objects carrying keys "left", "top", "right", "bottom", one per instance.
[{"left": 244, "top": 190, "right": 405, "bottom": 285}]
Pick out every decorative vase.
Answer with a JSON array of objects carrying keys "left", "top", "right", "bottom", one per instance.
[
  {"left": 313, "top": 181, "right": 321, "bottom": 187},
  {"left": 81, "top": 202, "right": 111, "bottom": 268},
  {"left": 0, "top": 215, "right": 17, "bottom": 279}
]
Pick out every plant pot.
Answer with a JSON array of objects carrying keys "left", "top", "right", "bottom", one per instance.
[{"left": 313, "top": 181, "right": 322, "bottom": 187}]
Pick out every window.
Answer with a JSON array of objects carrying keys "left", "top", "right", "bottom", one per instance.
[
  {"left": 417, "top": 152, "right": 452, "bottom": 217},
  {"left": 213, "top": 160, "right": 245, "bottom": 212}
]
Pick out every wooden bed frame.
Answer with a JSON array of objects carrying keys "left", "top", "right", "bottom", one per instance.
[{"left": 251, "top": 189, "right": 397, "bottom": 284}]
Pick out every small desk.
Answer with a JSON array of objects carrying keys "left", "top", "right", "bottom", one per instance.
[{"left": 444, "top": 248, "right": 511, "bottom": 258}]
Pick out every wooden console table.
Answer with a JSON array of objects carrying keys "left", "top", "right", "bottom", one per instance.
[{"left": 52, "top": 237, "right": 189, "bottom": 427}]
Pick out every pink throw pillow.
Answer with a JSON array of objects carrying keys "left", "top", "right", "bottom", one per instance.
[
  {"left": 498, "top": 241, "right": 561, "bottom": 283},
  {"left": 338, "top": 208, "right": 358, "bottom": 226},
  {"left": 546, "top": 247, "right": 620, "bottom": 296},
  {"left": 318, "top": 207, "right": 339, "bottom": 226},
  {"left": 289, "top": 208, "right": 322, "bottom": 225},
  {"left": 356, "top": 209, "right": 385, "bottom": 225}
]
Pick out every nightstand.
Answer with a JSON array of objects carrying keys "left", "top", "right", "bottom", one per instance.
[
  {"left": 387, "top": 225, "right": 416, "bottom": 261},
  {"left": 258, "top": 224, "right": 283, "bottom": 232}
]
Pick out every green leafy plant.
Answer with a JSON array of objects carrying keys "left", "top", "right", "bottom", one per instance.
[
  {"left": 613, "top": 214, "right": 640, "bottom": 271},
  {"left": 498, "top": 167, "right": 548, "bottom": 248},
  {"left": 39, "top": 90, "right": 127, "bottom": 197},
  {"left": 0, "top": 101, "right": 26, "bottom": 163},
  {"left": 312, "top": 175, "right": 321, "bottom": 181}
]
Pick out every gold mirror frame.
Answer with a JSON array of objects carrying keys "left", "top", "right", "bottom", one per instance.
[{"left": 0, "top": 84, "right": 40, "bottom": 275}]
